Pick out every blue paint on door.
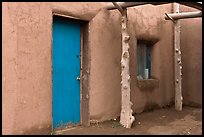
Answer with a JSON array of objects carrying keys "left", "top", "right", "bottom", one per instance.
[{"left": 52, "top": 17, "right": 80, "bottom": 129}]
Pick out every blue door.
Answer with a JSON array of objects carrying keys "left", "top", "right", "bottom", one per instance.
[{"left": 52, "top": 16, "right": 80, "bottom": 130}]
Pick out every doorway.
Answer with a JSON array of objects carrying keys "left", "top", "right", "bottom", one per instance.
[{"left": 52, "top": 16, "right": 81, "bottom": 130}]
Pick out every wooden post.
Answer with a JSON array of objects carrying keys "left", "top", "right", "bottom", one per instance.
[
  {"left": 111, "top": 2, "right": 134, "bottom": 128},
  {"left": 173, "top": 3, "right": 183, "bottom": 111},
  {"left": 120, "top": 8, "right": 135, "bottom": 128}
]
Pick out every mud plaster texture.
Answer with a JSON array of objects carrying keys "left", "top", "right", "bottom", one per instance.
[
  {"left": 89, "top": 4, "right": 175, "bottom": 123},
  {"left": 180, "top": 5, "right": 202, "bottom": 107},
  {"left": 2, "top": 2, "right": 202, "bottom": 135},
  {"left": 2, "top": 2, "right": 107, "bottom": 135}
]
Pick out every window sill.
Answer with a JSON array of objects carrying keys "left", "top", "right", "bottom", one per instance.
[{"left": 137, "top": 79, "right": 159, "bottom": 90}]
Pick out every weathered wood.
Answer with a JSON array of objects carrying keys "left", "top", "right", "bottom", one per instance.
[
  {"left": 81, "top": 23, "right": 90, "bottom": 126},
  {"left": 112, "top": 2, "right": 124, "bottom": 15},
  {"left": 120, "top": 9, "right": 135, "bottom": 128},
  {"left": 106, "top": 2, "right": 169, "bottom": 10},
  {"left": 165, "top": 11, "right": 202, "bottom": 20},
  {"left": 106, "top": 2, "right": 202, "bottom": 11},
  {"left": 173, "top": 3, "right": 183, "bottom": 111},
  {"left": 178, "top": 2, "right": 202, "bottom": 11}
]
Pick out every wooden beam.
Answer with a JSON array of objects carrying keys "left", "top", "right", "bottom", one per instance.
[
  {"left": 106, "top": 2, "right": 169, "bottom": 10},
  {"left": 120, "top": 8, "right": 135, "bottom": 128},
  {"left": 112, "top": 2, "right": 124, "bottom": 15},
  {"left": 165, "top": 11, "right": 202, "bottom": 20},
  {"left": 177, "top": 2, "right": 202, "bottom": 10},
  {"left": 106, "top": 2, "right": 202, "bottom": 11},
  {"left": 106, "top": 2, "right": 147, "bottom": 10},
  {"left": 173, "top": 3, "right": 183, "bottom": 111}
]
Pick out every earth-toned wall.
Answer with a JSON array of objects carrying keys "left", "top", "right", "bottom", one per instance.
[{"left": 2, "top": 2, "right": 201, "bottom": 134}]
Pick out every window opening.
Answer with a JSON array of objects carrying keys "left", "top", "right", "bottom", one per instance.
[{"left": 137, "top": 42, "right": 151, "bottom": 79}]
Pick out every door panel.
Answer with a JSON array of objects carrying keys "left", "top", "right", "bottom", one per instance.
[{"left": 52, "top": 16, "right": 80, "bottom": 129}]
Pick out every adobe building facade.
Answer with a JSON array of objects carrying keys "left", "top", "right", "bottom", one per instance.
[{"left": 2, "top": 2, "right": 202, "bottom": 134}]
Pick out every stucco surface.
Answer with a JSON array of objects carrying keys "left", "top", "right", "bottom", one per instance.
[
  {"left": 180, "top": 6, "right": 202, "bottom": 107},
  {"left": 2, "top": 2, "right": 53, "bottom": 135},
  {"left": 89, "top": 9, "right": 122, "bottom": 122},
  {"left": 2, "top": 2, "right": 202, "bottom": 135},
  {"left": 2, "top": 2, "right": 106, "bottom": 134},
  {"left": 127, "top": 4, "right": 175, "bottom": 113},
  {"left": 88, "top": 4, "right": 175, "bottom": 121}
]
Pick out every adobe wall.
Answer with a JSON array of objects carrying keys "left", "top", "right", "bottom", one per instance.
[
  {"left": 89, "top": 4, "right": 174, "bottom": 122},
  {"left": 128, "top": 4, "right": 175, "bottom": 113},
  {"left": 2, "top": 2, "right": 202, "bottom": 135},
  {"left": 180, "top": 5, "right": 202, "bottom": 107},
  {"left": 2, "top": 2, "right": 107, "bottom": 135}
]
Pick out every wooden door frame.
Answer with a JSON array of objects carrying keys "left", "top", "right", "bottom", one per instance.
[{"left": 51, "top": 12, "right": 90, "bottom": 128}]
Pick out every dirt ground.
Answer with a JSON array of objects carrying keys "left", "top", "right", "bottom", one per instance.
[{"left": 54, "top": 106, "right": 202, "bottom": 135}]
